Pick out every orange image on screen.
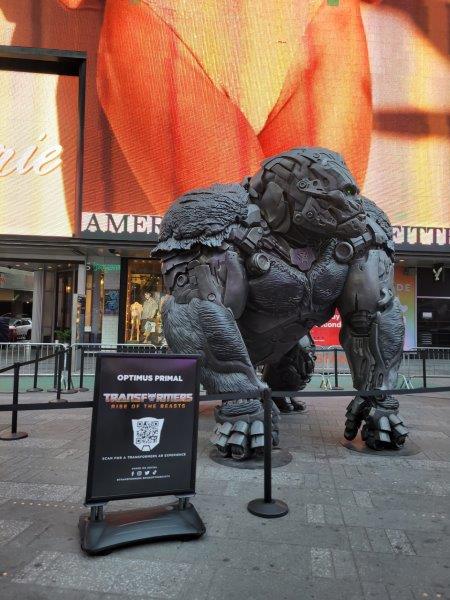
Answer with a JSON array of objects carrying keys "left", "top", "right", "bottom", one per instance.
[
  {"left": 0, "top": 0, "right": 448, "bottom": 230},
  {"left": 65, "top": 0, "right": 374, "bottom": 215}
]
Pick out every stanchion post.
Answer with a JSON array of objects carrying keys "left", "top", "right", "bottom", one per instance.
[
  {"left": 422, "top": 352, "right": 427, "bottom": 388},
  {"left": 78, "top": 346, "right": 89, "bottom": 392},
  {"left": 47, "top": 346, "right": 59, "bottom": 393},
  {"left": 50, "top": 348, "right": 68, "bottom": 404},
  {"left": 332, "top": 348, "right": 343, "bottom": 390},
  {"left": 57, "top": 349, "right": 63, "bottom": 399},
  {"left": 61, "top": 345, "right": 77, "bottom": 395},
  {"left": 0, "top": 363, "right": 28, "bottom": 440},
  {"left": 247, "top": 388, "right": 289, "bottom": 518},
  {"left": 27, "top": 346, "right": 43, "bottom": 392}
]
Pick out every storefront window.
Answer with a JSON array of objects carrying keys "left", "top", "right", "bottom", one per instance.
[{"left": 124, "top": 259, "right": 166, "bottom": 346}]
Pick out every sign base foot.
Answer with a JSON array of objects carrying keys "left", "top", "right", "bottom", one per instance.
[
  {"left": 0, "top": 431, "right": 28, "bottom": 441},
  {"left": 247, "top": 498, "right": 289, "bottom": 519},
  {"left": 79, "top": 501, "right": 205, "bottom": 555}
]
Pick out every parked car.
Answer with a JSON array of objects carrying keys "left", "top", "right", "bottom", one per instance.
[{"left": 8, "top": 318, "right": 32, "bottom": 341}]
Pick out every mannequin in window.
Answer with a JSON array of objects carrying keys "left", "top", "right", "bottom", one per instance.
[
  {"left": 141, "top": 291, "right": 158, "bottom": 343},
  {"left": 129, "top": 301, "right": 143, "bottom": 342}
]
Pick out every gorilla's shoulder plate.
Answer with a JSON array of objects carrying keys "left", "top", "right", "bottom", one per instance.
[
  {"left": 362, "top": 197, "right": 393, "bottom": 242},
  {"left": 153, "top": 184, "right": 249, "bottom": 255}
]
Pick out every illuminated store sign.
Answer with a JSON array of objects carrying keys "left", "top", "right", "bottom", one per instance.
[
  {"left": 393, "top": 226, "right": 450, "bottom": 251},
  {"left": 81, "top": 212, "right": 162, "bottom": 241}
]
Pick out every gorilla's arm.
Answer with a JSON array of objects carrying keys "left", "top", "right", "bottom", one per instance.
[
  {"left": 161, "top": 246, "right": 263, "bottom": 394},
  {"left": 336, "top": 247, "right": 408, "bottom": 448},
  {"left": 337, "top": 247, "right": 404, "bottom": 391}
]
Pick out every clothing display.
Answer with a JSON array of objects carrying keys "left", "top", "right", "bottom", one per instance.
[
  {"left": 124, "top": 259, "right": 166, "bottom": 345},
  {"left": 142, "top": 296, "right": 158, "bottom": 320},
  {"left": 129, "top": 301, "right": 143, "bottom": 342}
]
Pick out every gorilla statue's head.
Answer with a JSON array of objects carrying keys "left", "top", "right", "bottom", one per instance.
[{"left": 246, "top": 147, "right": 366, "bottom": 241}]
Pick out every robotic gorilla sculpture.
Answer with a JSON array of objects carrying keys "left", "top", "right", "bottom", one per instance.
[{"left": 153, "top": 148, "right": 408, "bottom": 459}]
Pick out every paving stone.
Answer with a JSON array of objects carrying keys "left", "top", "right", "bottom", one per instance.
[
  {"left": 310, "top": 548, "right": 333, "bottom": 578},
  {"left": 361, "top": 581, "right": 390, "bottom": 600},
  {"left": 0, "top": 519, "right": 32, "bottom": 544},
  {"left": 332, "top": 548, "right": 358, "bottom": 579},
  {"left": 355, "top": 552, "right": 450, "bottom": 588},
  {"left": 348, "top": 526, "right": 372, "bottom": 552},
  {"left": 0, "top": 482, "right": 78, "bottom": 502},
  {"left": 307, "top": 504, "right": 325, "bottom": 525},
  {"left": 353, "top": 490, "right": 373, "bottom": 508},
  {"left": 13, "top": 550, "right": 196, "bottom": 598},
  {"left": 385, "top": 529, "right": 416, "bottom": 555},
  {"left": 0, "top": 438, "right": 70, "bottom": 449},
  {"left": 0, "top": 392, "right": 449, "bottom": 600},
  {"left": 366, "top": 528, "right": 395, "bottom": 554}
]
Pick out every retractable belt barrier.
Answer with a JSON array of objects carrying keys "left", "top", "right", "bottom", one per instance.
[{"left": 1, "top": 378, "right": 449, "bottom": 519}]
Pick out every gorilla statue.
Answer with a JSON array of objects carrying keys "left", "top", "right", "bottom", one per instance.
[{"left": 153, "top": 148, "right": 408, "bottom": 460}]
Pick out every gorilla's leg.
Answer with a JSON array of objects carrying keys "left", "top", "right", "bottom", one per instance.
[
  {"left": 338, "top": 249, "right": 409, "bottom": 450},
  {"left": 162, "top": 296, "right": 279, "bottom": 460},
  {"left": 263, "top": 335, "right": 316, "bottom": 413}
]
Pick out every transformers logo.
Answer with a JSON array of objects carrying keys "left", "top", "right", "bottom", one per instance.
[{"left": 132, "top": 417, "right": 164, "bottom": 451}]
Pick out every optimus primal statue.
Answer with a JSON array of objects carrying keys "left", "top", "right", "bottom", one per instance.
[{"left": 153, "top": 148, "right": 408, "bottom": 459}]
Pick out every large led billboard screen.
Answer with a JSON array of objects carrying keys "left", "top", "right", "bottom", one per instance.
[
  {"left": 0, "top": 0, "right": 448, "bottom": 243},
  {"left": 0, "top": 68, "right": 78, "bottom": 236}
]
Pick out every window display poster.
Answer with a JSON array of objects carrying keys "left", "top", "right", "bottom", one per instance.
[
  {"left": 104, "top": 290, "right": 119, "bottom": 315},
  {"left": 1, "top": 1, "right": 448, "bottom": 241},
  {"left": 85, "top": 353, "right": 200, "bottom": 504},
  {"left": 311, "top": 310, "right": 341, "bottom": 347},
  {"left": 394, "top": 267, "right": 417, "bottom": 351},
  {"left": 311, "top": 266, "right": 416, "bottom": 350}
]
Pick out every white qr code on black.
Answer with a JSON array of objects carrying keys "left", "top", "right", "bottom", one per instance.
[
  {"left": 132, "top": 417, "right": 164, "bottom": 451},
  {"left": 135, "top": 421, "right": 159, "bottom": 446}
]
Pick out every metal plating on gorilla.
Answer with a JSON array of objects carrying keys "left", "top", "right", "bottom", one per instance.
[{"left": 153, "top": 148, "right": 408, "bottom": 460}]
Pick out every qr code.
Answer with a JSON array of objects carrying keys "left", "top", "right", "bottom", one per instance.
[
  {"left": 135, "top": 420, "right": 159, "bottom": 446},
  {"left": 132, "top": 417, "right": 164, "bottom": 451}
]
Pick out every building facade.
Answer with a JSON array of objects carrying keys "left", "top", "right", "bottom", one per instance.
[{"left": 0, "top": 0, "right": 449, "bottom": 348}]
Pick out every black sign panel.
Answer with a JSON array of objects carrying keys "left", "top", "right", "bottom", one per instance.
[{"left": 85, "top": 353, "right": 200, "bottom": 504}]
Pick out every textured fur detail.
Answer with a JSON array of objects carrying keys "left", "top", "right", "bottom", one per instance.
[
  {"left": 162, "top": 296, "right": 262, "bottom": 393},
  {"left": 378, "top": 297, "right": 405, "bottom": 370},
  {"left": 153, "top": 184, "right": 249, "bottom": 254},
  {"left": 362, "top": 197, "right": 393, "bottom": 240}
]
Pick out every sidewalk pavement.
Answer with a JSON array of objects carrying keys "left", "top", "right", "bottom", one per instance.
[{"left": 0, "top": 390, "right": 449, "bottom": 600}]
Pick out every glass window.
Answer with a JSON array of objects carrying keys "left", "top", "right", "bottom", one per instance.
[
  {"left": 124, "top": 259, "right": 166, "bottom": 346},
  {"left": 417, "top": 297, "right": 450, "bottom": 347}
]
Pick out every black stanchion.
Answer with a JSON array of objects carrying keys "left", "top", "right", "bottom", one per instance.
[
  {"left": 27, "top": 346, "right": 43, "bottom": 392},
  {"left": 61, "top": 346, "right": 77, "bottom": 395},
  {"left": 50, "top": 348, "right": 68, "bottom": 404},
  {"left": 247, "top": 388, "right": 289, "bottom": 518},
  {"left": 332, "top": 348, "right": 343, "bottom": 390},
  {"left": 0, "top": 363, "right": 28, "bottom": 440},
  {"left": 47, "top": 347, "right": 60, "bottom": 393},
  {"left": 77, "top": 346, "right": 89, "bottom": 392},
  {"left": 422, "top": 352, "right": 427, "bottom": 388}
]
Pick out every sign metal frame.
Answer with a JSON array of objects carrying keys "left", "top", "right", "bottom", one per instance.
[{"left": 84, "top": 352, "right": 201, "bottom": 506}]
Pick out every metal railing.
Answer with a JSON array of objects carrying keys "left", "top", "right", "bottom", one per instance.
[
  {"left": 71, "top": 343, "right": 167, "bottom": 380},
  {"left": 0, "top": 342, "right": 63, "bottom": 376},
  {"left": 1, "top": 342, "right": 450, "bottom": 395}
]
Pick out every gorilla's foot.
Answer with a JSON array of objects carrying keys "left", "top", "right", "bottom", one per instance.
[
  {"left": 345, "top": 395, "right": 409, "bottom": 450},
  {"left": 273, "top": 396, "right": 294, "bottom": 413},
  {"left": 210, "top": 399, "right": 280, "bottom": 461},
  {"left": 273, "top": 396, "right": 307, "bottom": 414},
  {"left": 290, "top": 396, "right": 307, "bottom": 412}
]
